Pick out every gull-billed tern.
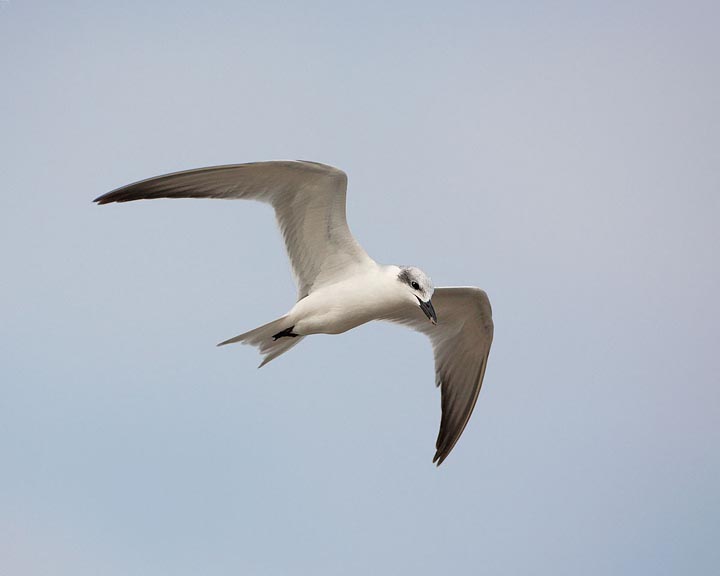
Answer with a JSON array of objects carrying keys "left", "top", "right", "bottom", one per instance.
[{"left": 95, "top": 161, "right": 493, "bottom": 465}]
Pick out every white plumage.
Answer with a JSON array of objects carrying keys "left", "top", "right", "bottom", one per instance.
[{"left": 95, "top": 160, "right": 493, "bottom": 465}]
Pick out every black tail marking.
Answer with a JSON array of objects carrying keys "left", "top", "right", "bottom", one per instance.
[{"left": 272, "top": 326, "right": 298, "bottom": 341}]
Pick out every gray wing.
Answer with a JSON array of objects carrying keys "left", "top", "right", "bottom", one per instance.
[
  {"left": 390, "top": 287, "right": 494, "bottom": 465},
  {"left": 94, "top": 161, "right": 375, "bottom": 299}
]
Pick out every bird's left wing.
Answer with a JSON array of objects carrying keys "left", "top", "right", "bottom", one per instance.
[
  {"left": 389, "top": 287, "right": 494, "bottom": 465},
  {"left": 94, "top": 161, "right": 374, "bottom": 299}
]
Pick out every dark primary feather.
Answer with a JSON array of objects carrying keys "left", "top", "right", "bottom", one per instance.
[{"left": 93, "top": 161, "right": 341, "bottom": 204}]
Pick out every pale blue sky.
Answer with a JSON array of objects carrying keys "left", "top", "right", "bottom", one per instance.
[{"left": 1, "top": 1, "right": 719, "bottom": 574}]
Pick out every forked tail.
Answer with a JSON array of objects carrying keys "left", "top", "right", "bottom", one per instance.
[{"left": 217, "top": 316, "right": 304, "bottom": 368}]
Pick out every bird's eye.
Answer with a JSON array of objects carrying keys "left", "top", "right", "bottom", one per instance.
[{"left": 411, "top": 281, "right": 420, "bottom": 290}]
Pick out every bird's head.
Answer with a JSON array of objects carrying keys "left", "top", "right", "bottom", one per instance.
[{"left": 397, "top": 266, "right": 437, "bottom": 324}]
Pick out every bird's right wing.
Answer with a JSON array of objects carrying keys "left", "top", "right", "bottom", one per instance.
[
  {"left": 389, "top": 287, "right": 494, "bottom": 465},
  {"left": 94, "top": 161, "right": 375, "bottom": 299}
]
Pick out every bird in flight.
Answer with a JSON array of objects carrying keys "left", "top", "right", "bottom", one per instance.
[{"left": 94, "top": 161, "right": 493, "bottom": 465}]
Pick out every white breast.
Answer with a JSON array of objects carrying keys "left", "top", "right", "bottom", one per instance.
[{"left": 289, "top": 265, "right": 405, "bottom": 335}]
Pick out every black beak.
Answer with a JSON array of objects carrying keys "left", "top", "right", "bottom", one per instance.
[{"left": 417, "top": 296, "right": 437, "bottom": 325}]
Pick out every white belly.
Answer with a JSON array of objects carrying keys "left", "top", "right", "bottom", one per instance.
[{"left": 288, "top": 270, "right": 405, "bottom": 335}]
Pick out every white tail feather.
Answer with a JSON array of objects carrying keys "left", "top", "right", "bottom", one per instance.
[{"left": 217, "top": 316, "right": 304, "bottom": 367}]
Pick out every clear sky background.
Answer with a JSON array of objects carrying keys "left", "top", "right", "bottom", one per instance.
[{"left": 1, "top": 1, "right": 718, "bottom": 574}]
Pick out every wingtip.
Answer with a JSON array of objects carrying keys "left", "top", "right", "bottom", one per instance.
[{"left": 93, "top": 194, "right": 112, "bottom": 205}]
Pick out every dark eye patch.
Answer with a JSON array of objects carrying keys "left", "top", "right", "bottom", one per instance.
[{"left": 398, "top": 268, "right": 423, "bottom": 291}]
